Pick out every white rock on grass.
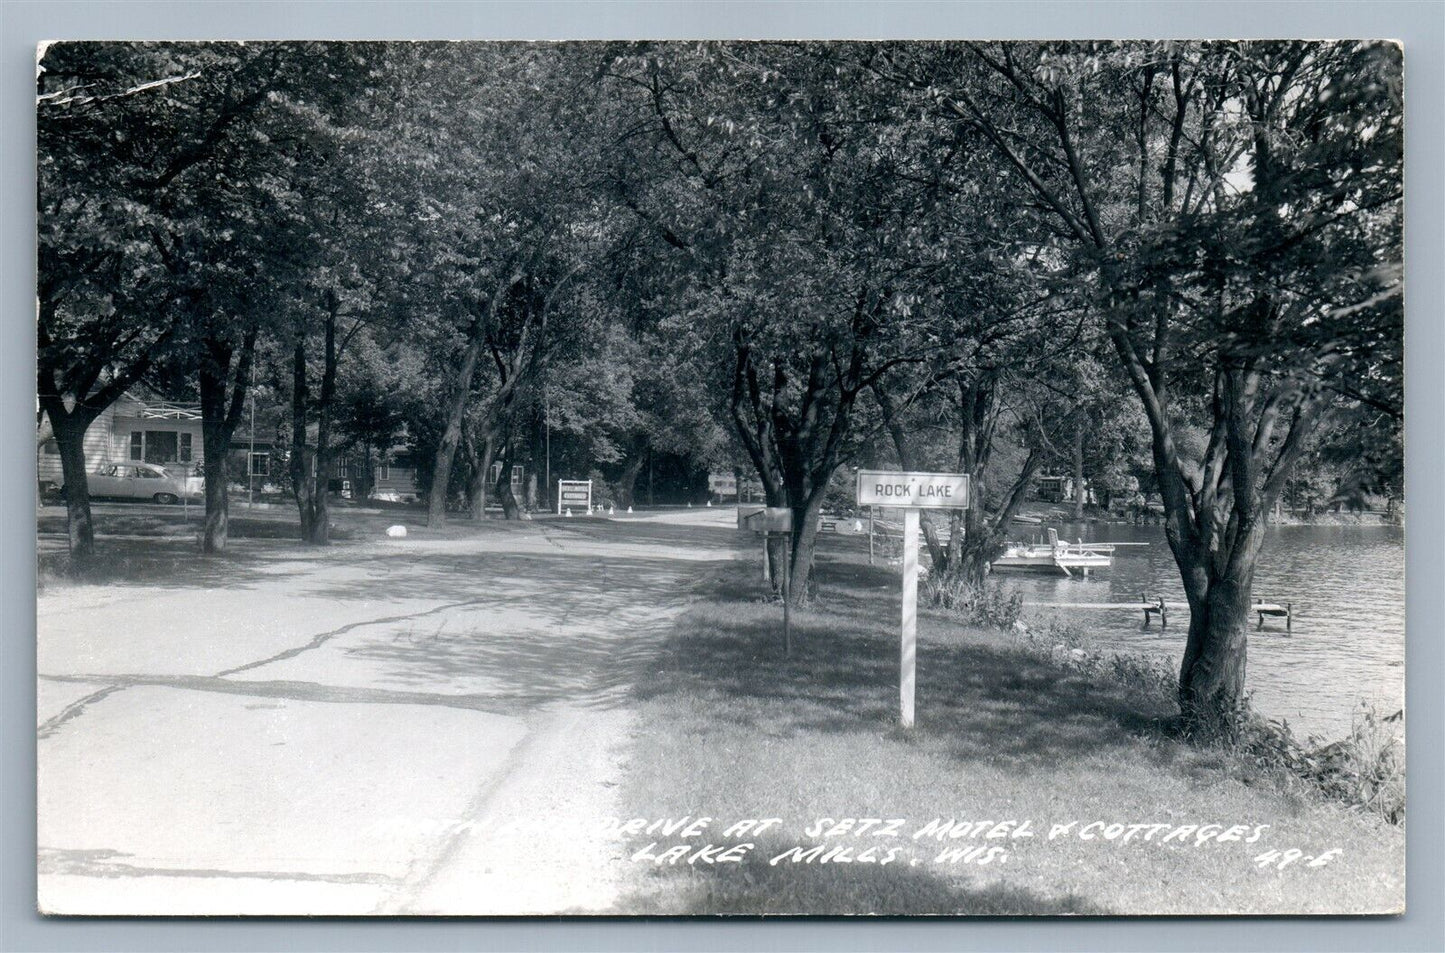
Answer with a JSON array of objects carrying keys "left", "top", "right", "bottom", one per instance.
[{"left": 386, "top": 525, "right": 407, "bottom": 538}]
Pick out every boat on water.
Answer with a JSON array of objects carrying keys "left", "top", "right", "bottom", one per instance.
[{"left": 992, "top": 528, "right": 1116, "bottom": 576}]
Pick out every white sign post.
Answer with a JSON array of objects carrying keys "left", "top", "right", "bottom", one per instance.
[{"left": 856, "top": 470, "right": 970, "bottom": 728}]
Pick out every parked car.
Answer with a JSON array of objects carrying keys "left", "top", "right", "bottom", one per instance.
[{"left": 69, "top": 461, "right": 203, "bottom": 504}]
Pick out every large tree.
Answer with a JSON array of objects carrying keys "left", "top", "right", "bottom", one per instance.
[
  {"left": 368, "top": 45, "right": 619, "bottom": 526},
  {"left": 39, "top": 42, "right": 385, "bottom": 554},
  {"left": 37, "top": 44, "right": 250, "bottom": 557},
  {"left": 608, "top": 43, "right": 954, "bottom": 600},
  {"left": 907, "top": 41, "right": 1403, "bottom": 735}
]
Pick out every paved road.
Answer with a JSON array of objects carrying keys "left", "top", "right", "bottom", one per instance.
[{"left": 37, "top": 508, "right": 740, "bottom": 915}]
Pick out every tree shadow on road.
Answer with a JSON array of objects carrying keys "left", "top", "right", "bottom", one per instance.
[{"left": 37, "top": 511, "right": 742, "bottom": 598}]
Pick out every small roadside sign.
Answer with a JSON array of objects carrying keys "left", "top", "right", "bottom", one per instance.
[
  {"left": 857, "top": 470, "right": 970, "bottom": 730},
  {"left": 557, "top": 479, "right": 592, "bottom": 515}
]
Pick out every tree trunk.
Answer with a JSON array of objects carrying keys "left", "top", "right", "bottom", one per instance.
[
  {"left": 53, "top": 417, "right": 96, "bottom": 559},
  {"left": 1171, "top": 512, "right": 1266, "bottom": 737},
  {"left": 359, "top": 439, "right": 374, "bottom": 502},
  {"left": 957, "top": 496, "right": 998, "bottom": 589},
  {"left": 616, "top": 451, "right": 645, "bottom": 509},
  {"left": 198, "top": 330, "right": 256, "bottom": 554},
  {"left": 784, "top": 491, "right": 829, "bottom": 605},
  {"left": 941, "top": 375, "right": 1041, "bottom": 589},
  {"left": 428, "top": 327, "right": 489, "bottom": 527},
  {"left": 496, "top": 442, "right": 521, "bottom": 520},
  {"left": 467, "top": 431, "right": 496, "bottom": 521},
  {"left": 1177, "top": 572, "right": 1253, "bottom": 739},
  {"left": 38, "top": 288, "right": 177, "bottom": 560},
  {"left": 729, "top": 341, "right": 867, "bottom": 605},
  {"left": 1072, "top": 417, "right": 1086, "bottom": 520},
  {"left": 200, "top": 428, "right": 231, "bottom": 553},
  {"left": 305, "top": 309, "right": 337, "bottom": 546},
  {"left": 428, "top": 274, "right": 524, "bottom": 528},
  {"left": 291, "top": 333, "right": 321, "bottom": 542},
  {"left": 756, "top": 480, "right": 791, "bottom": 591}
]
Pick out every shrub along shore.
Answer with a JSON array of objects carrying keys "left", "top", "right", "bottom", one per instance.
[{"left": 612, "top": 545, "right": 1404, "bottom": 916}]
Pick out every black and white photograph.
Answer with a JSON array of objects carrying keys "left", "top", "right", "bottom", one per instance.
[{"left": 35, "top": 35, "right": 1409, "bottom": 918}]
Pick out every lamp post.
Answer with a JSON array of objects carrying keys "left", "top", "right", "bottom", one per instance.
[{"left": 247, "top": 360, "right": 256, "bottom": 509}]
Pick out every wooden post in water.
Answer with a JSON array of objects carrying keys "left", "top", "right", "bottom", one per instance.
[{"left": 900, "top": 509, "right": 919, "bottom": 728}]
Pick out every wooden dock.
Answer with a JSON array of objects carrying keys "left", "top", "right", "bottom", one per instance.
[{"left": 1021, "top": 593, "right": 1293, "bottom": 632}]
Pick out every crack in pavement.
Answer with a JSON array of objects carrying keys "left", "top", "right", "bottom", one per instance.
[
  {"left": 39, "top": 594, "right": 522, "bottom": 738},
  {"left": 215, "top": 594, "right": 512, "bottom": 677},
  {"left": 37, "top": 682, "right": 126, "bottom": 739}
]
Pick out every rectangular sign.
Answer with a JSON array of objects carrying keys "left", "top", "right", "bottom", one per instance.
[
  {"left": 556, "top": 479, "right": 592, "bottom": 514},
  {"left": 856, "top": 470, "right": 970, "bottom": 509}
]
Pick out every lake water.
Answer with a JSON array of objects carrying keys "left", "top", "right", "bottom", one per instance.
[{"left": 995, "top": 522, "right": 1405, "bottom": 741}]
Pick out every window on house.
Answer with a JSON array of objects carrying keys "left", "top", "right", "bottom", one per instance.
[
  {"left": 41, "top": 438, "right": 57, "bottom": 454},
  {"left": 130, "top": 430, "right": 184, "bottom": 464},
  {"left": 250, "top": 453, "right": 269, "bottom": 477},
  {"left": 145, "top": 431, "right": 178, "bottom": 464},
  {"left": 377, "top": 463, "right": 390, "bottom": 482}
]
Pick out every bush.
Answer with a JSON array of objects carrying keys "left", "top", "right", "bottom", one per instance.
[
  {"left": 921, "top": 573, "right": 1022, "bottom": 629},
  {"left": 1234, "top": 703, "right": 1405, "bottom": 825},
  {"left": 1010, "top": 618, "right": 1176, "bottom": 708},
  {"left": 586, "top": 469, "right": 617, "bottom": 507}
]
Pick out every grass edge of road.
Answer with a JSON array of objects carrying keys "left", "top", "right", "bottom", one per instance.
[{"left": 609, "top": 548, "right": 1406, "bottom": 916}]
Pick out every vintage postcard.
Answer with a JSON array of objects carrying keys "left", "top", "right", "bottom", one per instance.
[{"left": 36, "top": 39, "right": 1405, "bottom": 916}]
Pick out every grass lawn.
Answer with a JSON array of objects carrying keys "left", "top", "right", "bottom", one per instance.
[{"left": 613, "top": 540, "right": 1405, "bottom": 916}]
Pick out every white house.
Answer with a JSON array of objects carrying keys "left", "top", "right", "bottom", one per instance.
[{"left": 37, "top": 389, "right": 204, "bottom": 487}]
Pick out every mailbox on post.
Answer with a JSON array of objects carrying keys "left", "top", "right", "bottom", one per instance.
[
  {"left": 744, "top": 506, "right": 794, "bottom": 657},
  {"left": 744, "top": 506, "right": 794, "bottom": 534}
]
